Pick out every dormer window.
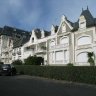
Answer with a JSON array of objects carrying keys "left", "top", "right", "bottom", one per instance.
[
  {"left": 80, "top": 21, "right": 86, "bottom": 29},
  {"left": 32, "top": 37, "right": 34, "bottom": 43},
  {"left": 79, "top": 15, "right": 86, "bottom": 29},
  {"left": 62, "top": 23, "right": 66, "bottom": 32}
]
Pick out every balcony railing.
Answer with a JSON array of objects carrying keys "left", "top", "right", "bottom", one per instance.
[
  {"left": 35, "top": 49, "right": 46, "bottom": 54},
  {"left": 49, "top": 43, "right": 69, "bottom": 50},
  {"left": 76, "top": 44, "right": 91, "bottom": 49}
]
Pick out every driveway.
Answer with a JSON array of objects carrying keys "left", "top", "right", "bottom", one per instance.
[{"left": 0, "top": 75, "right": 96, "bottom": 96}]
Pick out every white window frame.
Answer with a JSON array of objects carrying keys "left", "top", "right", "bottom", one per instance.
[
  {"left": 60, "top": 36, "right": 69, "bottom": 45},
  {"left": 77, "top": 36, "right": 91, "bottom": 46},
  {"left": 62, "top": 23, "right": 66, "bottom": 33}
]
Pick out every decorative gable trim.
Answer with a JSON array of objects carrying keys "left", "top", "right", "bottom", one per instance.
[{"left": 57, "top": 15, "right": 73, "bottom": 34}]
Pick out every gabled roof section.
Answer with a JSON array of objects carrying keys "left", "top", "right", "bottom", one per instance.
[
  {"left": 34, "top": 29, "right": 41, "bottom": 39},
  {"left": 72, "top": 8, "right": 95, "bottom": 32},
  {"left": 13, "top": 34, "right": 30, "bottom": 48},
  {"left": 80, "top": 8, "right": 94, "bottom": 27},
  {"left": 34, "top": 28, "right": 50, "bottom": 39},
  {"left": 54, "top": 25, "right": 59, "bottom": 33},
  {"left": 72, "top": 21, "right": 79, "bottom": 32},
  {"left": 44, "top": 30, "right": 51, "bottom": 37},
  {"left": 66, "top": 19, "right": 73, "bottom": 27}
]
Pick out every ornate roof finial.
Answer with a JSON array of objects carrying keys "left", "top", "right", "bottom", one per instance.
[
  {"left": 87, "top": 5, "right": 89, "bottom": 10},
  {"left": 61, "top": 15, "right": 66, "bottom": 21}
]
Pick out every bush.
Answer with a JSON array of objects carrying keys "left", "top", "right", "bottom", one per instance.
[
  {"left": 67, "top": 63, "right": 74, "bottom": 67},
  {"left": 15, "top": 65, "right": 96, "bottom": 85},
  {"left": 24, "top": 56, "right": 44, "bottom": 65},
  {"left": 12, "top": 60, "right": 23, "bottom": 65}
]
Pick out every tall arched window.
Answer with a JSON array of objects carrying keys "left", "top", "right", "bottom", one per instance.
[
  {"left": 49, "top": 40, "right": 55, "bottom": 48},
  {"left": 60, "top": 37, "right": 68, "bottom": 44},
  {"left": 77, "top": 52, "right": 88, "bottom": 63},
  {"left": 77, "top": 36, "right": 91, "bottom": 46}
]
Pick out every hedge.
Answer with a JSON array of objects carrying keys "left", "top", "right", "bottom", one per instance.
[{"left": 15, "top": 65, "right": 96, "bottom": 85}]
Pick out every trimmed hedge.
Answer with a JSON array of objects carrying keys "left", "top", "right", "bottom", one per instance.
[{"left": 15, "top": 65, "right": 96, "bottom": 84}]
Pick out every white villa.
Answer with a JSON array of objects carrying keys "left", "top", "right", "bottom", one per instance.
[{"left": 0, "top": 7, "right": 96, "bottom": 66}]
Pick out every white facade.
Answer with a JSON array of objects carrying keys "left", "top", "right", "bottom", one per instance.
[{"left": 0, "top": 8, "right": 96, "bottom": 66}]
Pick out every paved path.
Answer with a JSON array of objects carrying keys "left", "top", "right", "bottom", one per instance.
[{"left": 0, "top": 75, "right": 96, "bottom": 96}]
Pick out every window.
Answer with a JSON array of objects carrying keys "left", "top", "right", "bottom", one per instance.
[
  {"left": 77, "top": 52, "right": 88, "bottom": 63},
  {"left": 77, "top": 36, "right": 91, "bottom": 46},
  {"left": 56, "top": 51, "right": 63, "bottom": 61},
  {"left": 32, "top": 37, "right": 34, "bottom": 43},
  {"left": 80, "top": 22, "right": 86, "bottom": 29},
  {"left": 49, "top": 40, "right": 55, "bottom": 48},
  {"left": 79, "top": 15, "right": 86, "bottom": 29},
  {"left": 60, "top": 37, "right": 68, "bottom": 44},
  {"left": 62, "top": 23, "right": 66, "bottom": 32}
]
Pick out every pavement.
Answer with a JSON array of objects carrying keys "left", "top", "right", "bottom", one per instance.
[{"left": 0, "top": 75, "right": 96, "bottom": 96}]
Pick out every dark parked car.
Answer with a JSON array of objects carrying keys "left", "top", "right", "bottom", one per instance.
[{"left": 0, "top": 64, "right": 17, "bottom": 76}]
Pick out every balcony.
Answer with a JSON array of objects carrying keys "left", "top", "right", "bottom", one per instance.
[
  {"left": 35, "top": 49, "right": 46, "bottom": 54},
  {"left": 76, "top": 44, "right": 92, "bottom": 50},
  {"left": 49, "top": 43, "right": 69, "bottom": 50}
]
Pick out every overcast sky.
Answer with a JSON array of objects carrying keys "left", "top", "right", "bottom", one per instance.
[{"left": 0, "top": 0, "right": 96, "bottom": 31}]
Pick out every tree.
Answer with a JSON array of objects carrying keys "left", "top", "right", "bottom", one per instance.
[
  {"left": 24, "top": 56, "right": 34, "bottom": 65},
  {"left": 24, "top": 56, "right": 44, "bottom": 65},
  {"left": 87, "top": 52, "right": 95, "bottom": 66},
  {"left": 12, "top": 60, "right": 23, "bottom": 65}
]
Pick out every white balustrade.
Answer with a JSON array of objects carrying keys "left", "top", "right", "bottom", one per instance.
[{"left": 50, "top": 43, "right": 69, "bottom": 50}]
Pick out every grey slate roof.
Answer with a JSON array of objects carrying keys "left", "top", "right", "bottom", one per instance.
[
  {"left": 80, "top": 9, "right": 94, "bottom": 27},
  {"left": 54, "top": 25, "right": 59, "bottom": 33},
  {"left": 0, "top": 26, "right": 31, "bottom": 48},
  {"left": 34, "top": 29, "right": 41, "bottom": 39},
  {"left": 72, "top": 8, "right": 96, "bottom": 32},
  {"left": 34, "top": 29, "right": 50, "bottom": 39}
]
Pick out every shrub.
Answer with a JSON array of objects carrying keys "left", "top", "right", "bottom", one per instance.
[
  {"left": 87, "top": 52, "right": 95, "bottom": 66},
  {"left": 12, "top": 60, "right": 23, "bottom": 65},
  {"left": 15, "top": 65, "right": 96, "bottom": 85},
  {"left": 24, "top": 56, "right": 44, "bottom": 65},
  {"left": 67, "top": 63, "right": 73, "bottom": 67}
]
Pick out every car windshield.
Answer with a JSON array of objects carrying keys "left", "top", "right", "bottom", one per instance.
[{"left": 2, "top": 64, "right": 11, "bottom": 68}]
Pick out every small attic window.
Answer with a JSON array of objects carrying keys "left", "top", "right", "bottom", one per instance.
[
  {"left": 62, "top": 23, "right": 66, "bottom": 32},
  {"left": 80, "top": 21, "right": 86, "bottom": 29},
  {"left": 79, "top": 15, "right": 86, "bottom": 29},
  {"left": 32, "top": 37, "right": 34, "bottom": 43}
]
